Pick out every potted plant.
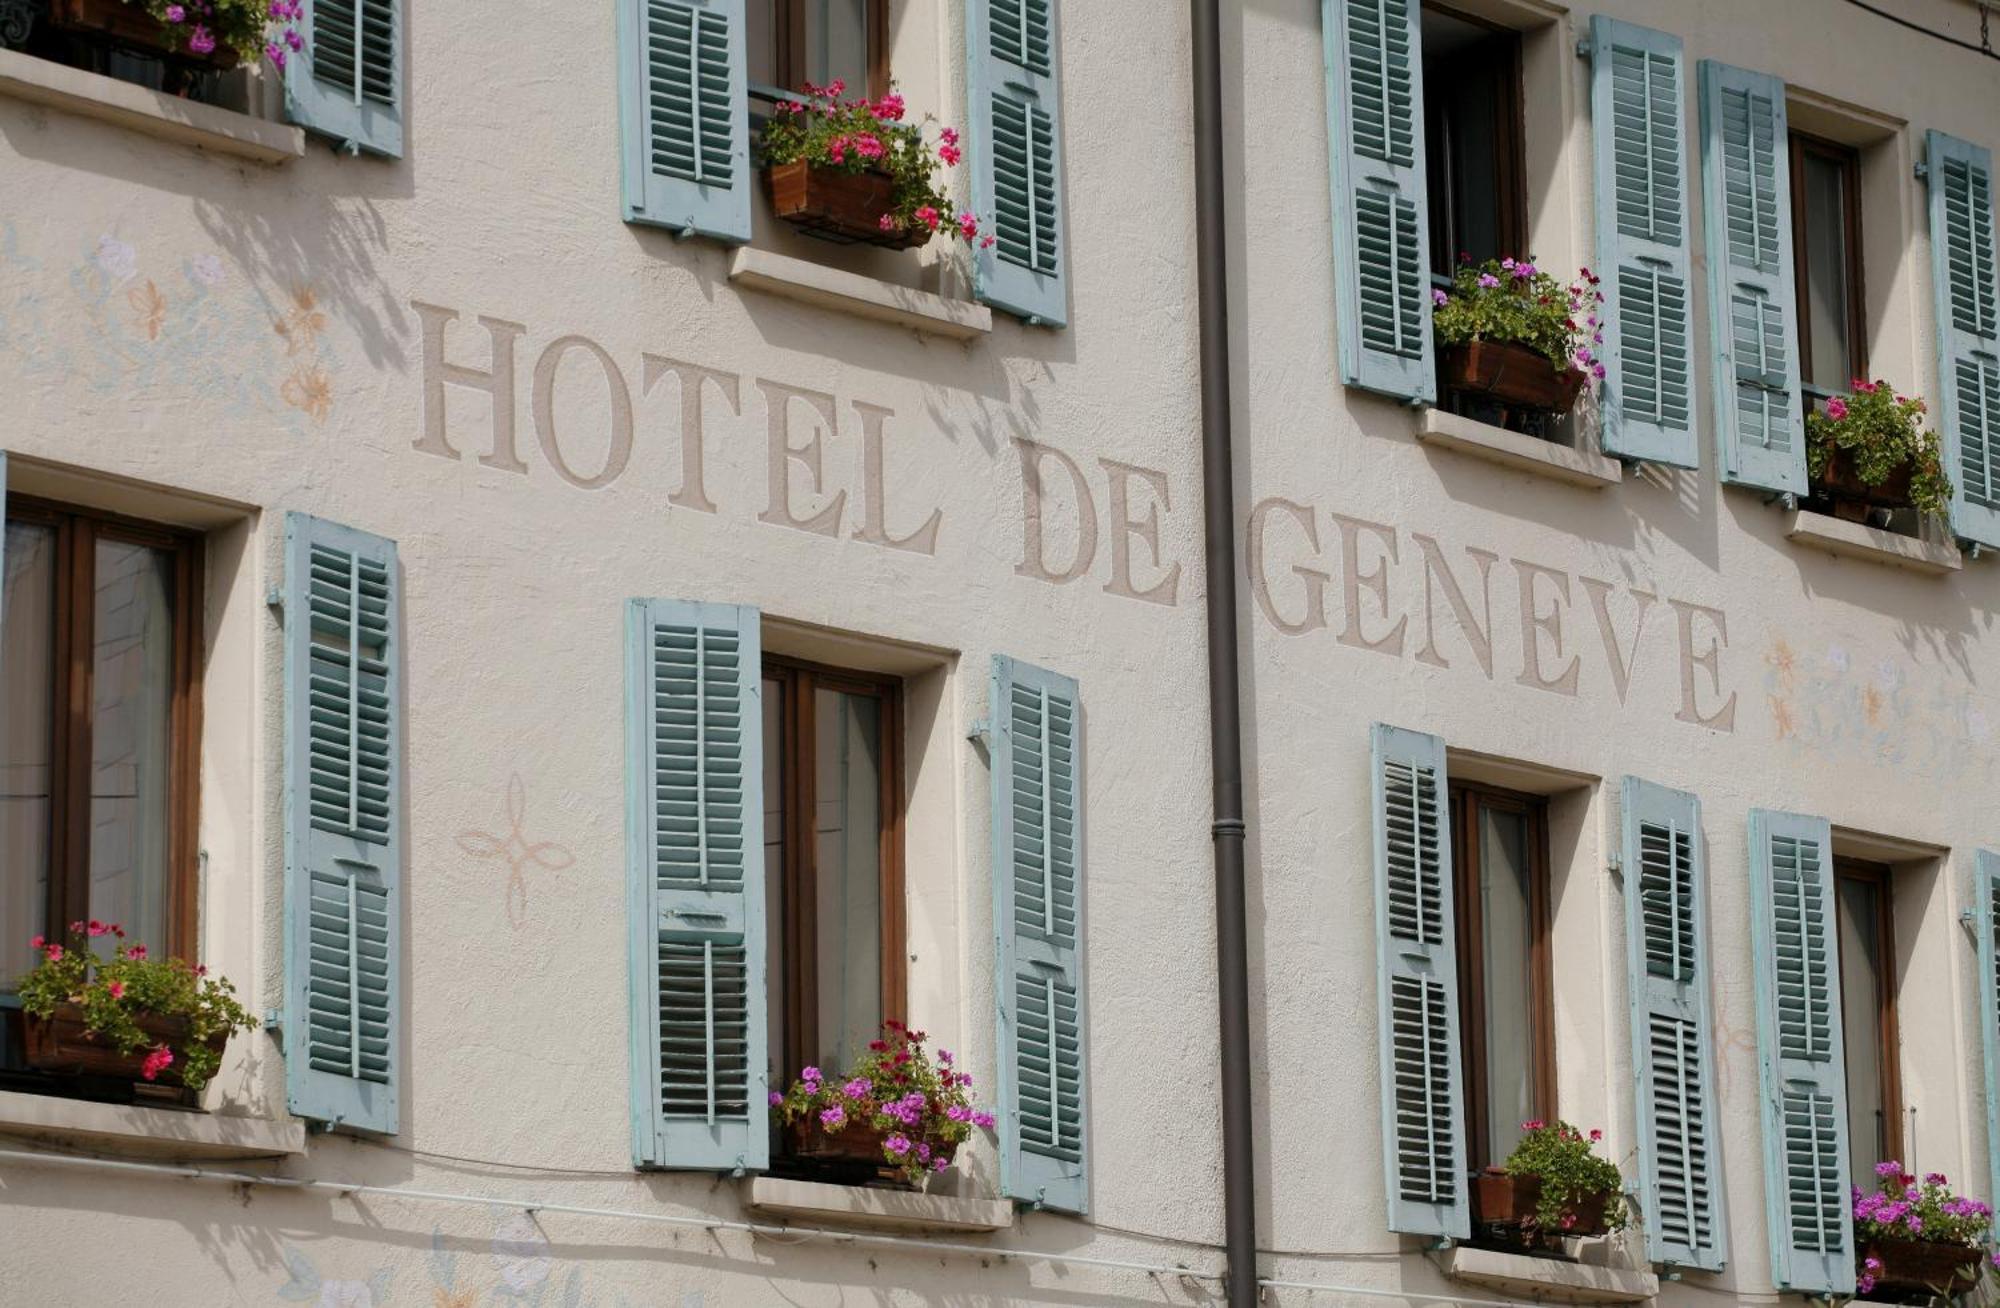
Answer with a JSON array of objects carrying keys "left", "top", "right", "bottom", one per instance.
[
  {"left": 1805, "top": 382, "right": 1951, "bottom": 527},
  {"left": 1472, "top": 1120, "right": 1628, "bottom": 1253},
  {"left": 759, "top": 82, "right": 995, "bottom": 251},
  {"left": 1432, "top": 258, "right": 1604, "bottom": 431},
  {"left": 46, "top": 0, "right": 303, "bottom": 71},
  {"left": 770, "top": 1020, "right": 995, "bottom": 1189},
  {"left": 1854, "top": 1162, "right": 1994, "bottom": 1300},
  {"left": 14, "top": 922, "right": 257, "bottom": 1102}
]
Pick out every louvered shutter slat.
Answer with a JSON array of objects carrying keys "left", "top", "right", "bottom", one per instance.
[
  {"left": 620, "top": 0, "right": 750, "bottom": 243},
  {"left": 1700, "top": 63, "right": 1806, "bottom": 494},
  {"left": 1621, "top": 777, "right": 1727, "bottom": 1269},
  {"left": 285, "top": 0, "right": 404, "bottom": 157},
  {"left": 1749, "top": 810, "right": 1854, "bottom": 1295},
  {"left": 1324, "top": 0, "right": 1433, "bottom": 403},
  {"left": 1591, "top": 18, "right": 1697, "bottom": 467},
  {"left": 1926, "top": 132, "right": 2000, "bottom": 546},
  {"left": 992, "top": 656, "right": 1089, "bottom": 1212},
  {"left": 1370, "top": 724, "right": 1467, "bottom": 1238},
  {"left": 626, "top": 599, "right": 768, "bottom": 1170},
  {"left": 283, "top": 514, "right": 402, "bottom": 1135},
  {"left": 1976, "top": 851, "right": 2000, "bottom": 1221},
  {"left": 968, "top": 0, "right": 1069, "bottom": 324}
]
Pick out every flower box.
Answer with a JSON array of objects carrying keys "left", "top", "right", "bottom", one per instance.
[
  {"left": 787, "top": 1116, "right": 959, "bottom": 1190},
  {"left": 765, "top": 161, "right": 925, "bottom": 251},
  {"left": 46, "top": 0, "right": 241, "bottom": 69},
  {"left": 1816, "top": 447, "right": 1916, "bottom": 522},
  {"left": 1441, "top": 341, "right": 1586, "bottom": 416},
  {"left": 1860, "top": 1239, "right": 1985, "bottom": 1298},
  {"left": 24, "top": 1002, "right": 224, "bottom": 1093},
  {"left": 1471, "top": 1167, "right": 1612, "bottom": 1241}
]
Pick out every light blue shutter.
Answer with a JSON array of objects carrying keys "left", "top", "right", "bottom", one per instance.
[
  {"left": 282, "top": 514, "right": 401, "bottom": 1135},
  {"left": 626, "top": 599, "right": 767, "bottom": 1172},
  {"left": 990, "top": 656, "right": 1088, "bottom": 1212},
  {"left": 1590, "top": 17, "right": 1696, "bottom": 467},
  {"left": 1370, "top": 724, "right": 1466, "bottom": 1238},
  {"left": 1748, "top": 809, "right": 1853, "bottom": 1297},
  {"left": 1323, "top": 0, "right": 1433, "bottom": 403},
  {"left": 1977, "top": 851, "right": 2000, "bottom": 1228},
  {"left": 1925, "top": 131, "right": 2000, "bottom": 547},
  {"left": 1699, "top": 62, "right": 1805, "bottom": 496},
  {"left": 620, "top": 0, "right": 751, "bottom": 243},
  {"left": 285, "top": 0, "right": 403, "bottom": 158},
  {"left": 1621, "top": 778, "right": 1727, "bottom": 1270},
  {"left": 967, "top": 0, "right": 1068, "bottom": 326}
]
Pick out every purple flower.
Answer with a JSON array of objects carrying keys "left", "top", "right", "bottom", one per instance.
[
  {"left": 930, "top": 1155, "right": 949, "bottom": 1173},
  {"left": 1431, "top": 288, "right": 1449, "bottom": 307},
  {"left": 1876, "top": 1161, "right": 1905, "bottom": 1178},
  {"left": 819, "top": 1105, "right": 847, "bottom": 1130},
  {"left": 265, "top": 41, "right": 286, "bottom": 67},
  {"left": 946, "top": 1104, "right": 971, "bottom": 1122},
  {"left": 768, "top": 1091, "right": 784, "bottom": 1107},
  {"left": 165, "top": 3, "right": 184, "bottom": 19},
  {"left": 917, "top": 1142, "right": 933, "bottom": 1162},
  {"left": 1477, "top": 273, "right": 1500, "bottom": 289},
  {"left": 883, "top": 1133, "right": 912, "bottom": 1156},
  {"left": 938, "top": 1049, "right": 953, "bottom": 1065},
  {"left": 1926, "top": 1173, "right": 1949, "bottom": 1187},
  {"left": 1592, "top": 363, "right": 1607, "bottom": 380},
  {"left": 1500, "top": 257, "right": 1516, "bottom": 271},
  {"left": 188, "top": 24, "right": 215, "bottom": 53},
  {"left": 843, "top": 1077, "right": 870, "bottom": 1100},
  {"left": 971, "top": 1111, "right": 996, "bottom": 1129},
  {"left": 1514, "top": 262, "right": 1536, "bottom": 278}
]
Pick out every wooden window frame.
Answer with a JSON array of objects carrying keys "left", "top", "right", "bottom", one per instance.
[
  {"left": 1450, "top": 780, "right": 1556, "bottom": 1172},
  {"left": 1834, "top": 856, "right": 1903, "bottom": 1166},
  {"left": 1422, "top": 3, "right": 1529, "bottom": 281},
  {"left": 3, "top": 495, "right": 203, "bottom": 965},
  {"left": 763, "top": 654, "right": 905, "bottom": 1087},
  {"left": 775, "top": 0, "right": 891, "bottom": 100},
  {"left": 1789, "top": 130, "right": 1869, "bottom": 393}
]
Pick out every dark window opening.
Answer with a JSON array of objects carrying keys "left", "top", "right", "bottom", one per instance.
[
  {"left": 1422, "top": 6, "right": 1527, "bottom": 281},
  {"left": 1791, "top": 133, "right": 1868, "bottom": 402},
  {"left": 0, "top": 3, "right": 245, "bottom": 108},
  {"left": 1834, "top": 857, "right": 1902, "bottom": 1170}
]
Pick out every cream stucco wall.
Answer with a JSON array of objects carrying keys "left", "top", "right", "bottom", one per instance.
[{"left": 0, "top": 0, "right": 1997, "bottom": 1304}]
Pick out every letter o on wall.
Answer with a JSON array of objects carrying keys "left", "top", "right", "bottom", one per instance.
[{"left": 532, "top": 335, "right": 634, "bottom": 490}]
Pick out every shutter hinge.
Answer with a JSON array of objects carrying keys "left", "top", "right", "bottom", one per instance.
[
  {"left": 1607, "top": 853, "right": 1623, "bottom": 881},
  {"left": 1575, "top": 37, "right": 1593, "bottom": 58},
  {"left": 966, "top": 718, "right": 992, "bottom": 746},
  {"left": 1968, "top": 540, "right": 1986, "bottom": 562},
  {"left": 1025, "top": 315, "right": 1045, "bottom": 328},
  {"left": 1915, "top": 159, "right": 1932, "bottom": 182},
  {"left": 1960, "top": 907, "right": 1980, "bottom": 936},
  {"left": 677, "top": 224, "right": 699, "bottom": 241},
  {"left": 265, "top": 585, "right": 284, "bottom": 611},
  {"left": 337, "top": 138, "right": 361, "bottom": 157}
]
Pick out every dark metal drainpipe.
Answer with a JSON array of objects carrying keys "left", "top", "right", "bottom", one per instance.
[{"left": 1189, "top": 0, "right": 1258, "bottom": 1302}]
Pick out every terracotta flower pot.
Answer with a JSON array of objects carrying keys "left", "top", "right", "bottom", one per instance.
[
  {"left": 23, "top": 1003, "right": 224, "bottom": 1091},
  {"left": 1861, "top": 1239, "right": 1986, "bottom": 1298},
  {"left": 46, "top": 0, "right": 241, "bottom": 69},
  {"left": 1471, "top": 1167, "right": 1612, "bottom": 1239},
  {"left": 764, "top": 161, "right": 926, "bottom": 250},
  {"left": 1814, "top": 447, "right": 1917, "bottom": 523},
  {"left": 1441, "top": 340, "right": 1586, "bottom": 415}
]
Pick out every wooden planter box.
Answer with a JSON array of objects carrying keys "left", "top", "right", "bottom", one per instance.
[
  {"left": 24, "top": 1003, "right": 223, "bottom": 1094},
  {"left": 765, "top": 161, "right": 925, "bottom": 250},
  {"left": 786, "top": 1116, "right": 958, "bottom": 1190},
  {"left": 1814, "top": 447, "right": 1917, "bottom": 523},
  {"left": 1861, "top": 1239, "right": 1985, "bottom": 1299},
  {"left": 1441, "top": 340, "right": 1586, "bottom": 416},
  {"left": 46, "top": 0, "right": 241, "bottom": 68},
  {"left": 1471, "top": 1167, "right": 1612, "bottom": 1249}
]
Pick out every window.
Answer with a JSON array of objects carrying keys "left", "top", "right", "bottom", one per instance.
[
  {"left": 1450, "top": 782, "right": 1553, "bottom": 1171},
  {"left": 2, "top": 3, "right": 246, "bottom": 109},
  {"left": 1834, "top": 857, "right": 1902, "bottom": 1167},
  {"left": 1422, "top": 5, "right": 1527, "bottom": 282},
  {"left": 761, "top": 656, "right": 904, "bottom": 1127},
  {"left": 748, "top": 0, "right": 889, "bottom": 97},
  {"left": 1790, "top": 132, "right": 1867, "bottom": 400},
  {"left": 1, "top": 500, "right": 202, "bottom": 990}
]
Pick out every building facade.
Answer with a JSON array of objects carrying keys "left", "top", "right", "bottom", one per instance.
[{"left": 1, "top": 0, "right": 1998, "bottom": 1304}]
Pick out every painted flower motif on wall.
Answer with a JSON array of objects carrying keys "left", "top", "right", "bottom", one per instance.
[
  {"left": 317, "top": 1281, "right": 377, "bottom": 1308},
  {"left": 275, "top": 285, "right": 327, "bottom": 355},
  {"left": 188, "top": 253, "right": 226, "bottom": 287},
  {"left": 93, "top": 234, "right": 137, "bottom": 284},
  {"left": 127, "top": 280, "right": 167, "bottom": 341},
  {"left": 491, "top": 1213, "right": 552, "bottom": 1293},
  {"left": 282, "top": 365, "right": 334, "bottom": 424}
]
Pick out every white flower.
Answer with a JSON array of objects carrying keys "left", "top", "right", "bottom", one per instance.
[
  {"left": 317, "top": 1281, "right": 374, "bottom": 1308},
  {"left": 93, "top": 234, "right": 137, "bottom": 284},
  {"left": 1824, "top": 646, "right": 1849, "bottom": 675},
  {"left": 492, "top": 1213, "right": 551, "bottom": 1293},
  {"left": 189, "top": 253, "right": 225, "bottom": 286},
  {"left": 1874, "top": 660, "right": 1901, "bottom": 693}
]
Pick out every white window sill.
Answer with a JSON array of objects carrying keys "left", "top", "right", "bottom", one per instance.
[
  {"left": 1440, "top": 1246, "right": 1659, "bottom": 1305},
  {"left": 1786, "top": 509, "right": 1963, "bottom": 576},
  {"left": 0, "top": 47, "right": 303, "bottom": 165},
  {"left": 0, "top": 1087, "right": 306, "bottom": 1160},
  {"left": 744, "top": 1176, "right": 1013, "bottom": 1234},
  {"left": 727, "top": 247, "right": 992, "bottom": 340},
  {"left": 1416, "top": 408, "right": 1623, "bottom": 489}
]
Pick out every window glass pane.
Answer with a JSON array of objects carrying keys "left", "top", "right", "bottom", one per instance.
[
  {"left": 1, "top": 522, "right": 57, "bottom": 983},
  {"left": 747, "top": 0, "right": 776, "bottom": 87},
  {"left": 813, "top": 686, "right": 881, "bottom": 1073},
  {"left": 802, "top": 0, "right": 869, "bottom": 93},
  {"left": 1837, "top": 874, "right": 1889, "bottom": 1167},
  {"left": 1801, "top": 150, "right": 1854, "bottom": 387},
  {"left": 86, "top": 538, "right": 175, "bottom": 955},
  {"left": 763, "top": 674, "right": 785, "bottom": 1082},
  {"left": 1479, "top": 805, "right": 1536, "bottom": 1163}
]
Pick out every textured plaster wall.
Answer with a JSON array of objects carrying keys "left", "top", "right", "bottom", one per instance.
[{"left": 0, "top": 0, "right": 1996, "bottom": 1304}]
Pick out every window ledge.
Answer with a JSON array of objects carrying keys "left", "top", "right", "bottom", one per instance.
[
  {"left": 727, "top": 247, "right": 992, "bottom": 340},
  {"left": 0, "top": 1087, "right": 306, "bottom": 1160},
  {"left": 1416, "top": 408, "right": 1623, "bottom": 488},
  {"left": 0, "top": 47, "right": 303, "bottom": 165},
  {"left": 1786, "top": 509, "right": 1962, "bottom": 576},
  {"left": 1439, "top": 1246, "right": 1659, "bottom": 1305},
  {"left": 744, "top": 1176, "right": 1013, "bottom": 1234}
]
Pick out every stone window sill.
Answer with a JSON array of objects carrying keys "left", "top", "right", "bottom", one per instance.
[
  {"left": 1439, "top": 1246, "right": 1659, "bottom": 1305},
  {"left": 1416, "top": 409, "right": 1623, "bottom": 488},
  {"left": 0, "top": 1087, "right": 306, "bottom": 1160},
  {"left": 0, "top": 48, "right": 303, "bottom": 165},
  {"left": 1786, "top": 509, "right": 1962, "bottom": 576},
  {"left": 744, "top": 1176, "right": 1013, "bottom": 1234},
  {"left": 727, "top": 247, "right": 992, "bottom": 340}
]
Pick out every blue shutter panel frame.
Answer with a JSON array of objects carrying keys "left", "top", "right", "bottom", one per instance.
[
  {"left": 1925, "top": 131, "right": 2000, "bottom": 548},
  {"left": 1699, "top": 62, "right": 1806, "bottom": 496},
  {"left": 282, "top": 513, "right": 402, "bottom": 1135},
  {"left": 967, "top": 0, "right": 1069, "bottom": 326},
  {"left": 1323, "top": 0, "right": 1435, "bottom": 403},
  {"left": 1590, "top": 16, "right": 1697, "bottom": 467},
  {"left": 620, "top": 0, "right": 752, "bottom": 243},
  {"left": 1977, "top": 851, "right": 2000, "bottom": 1228},
  {"left": 1370, "top": 724, "right": 1467, "bottom": 1238},
  {"left": 285, "top": 0, "right": 404, "bottom": 157},
  {"left": 1748, "top": 809, "right": 1854, "bottom": 1297},
  {"left": 626, "top": 599, "right": 768, "bottom": 1172},
  {"left": 990, "top": 655, "right": 1088, "bottom": 1213},
  {"left": 1620, "top": 777, "right": 1727, "bottom": 1270}
]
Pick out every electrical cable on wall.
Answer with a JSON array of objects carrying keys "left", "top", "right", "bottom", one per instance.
[{"left": 1839, "top": 0, "right": 2000, "bottom": 60}]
